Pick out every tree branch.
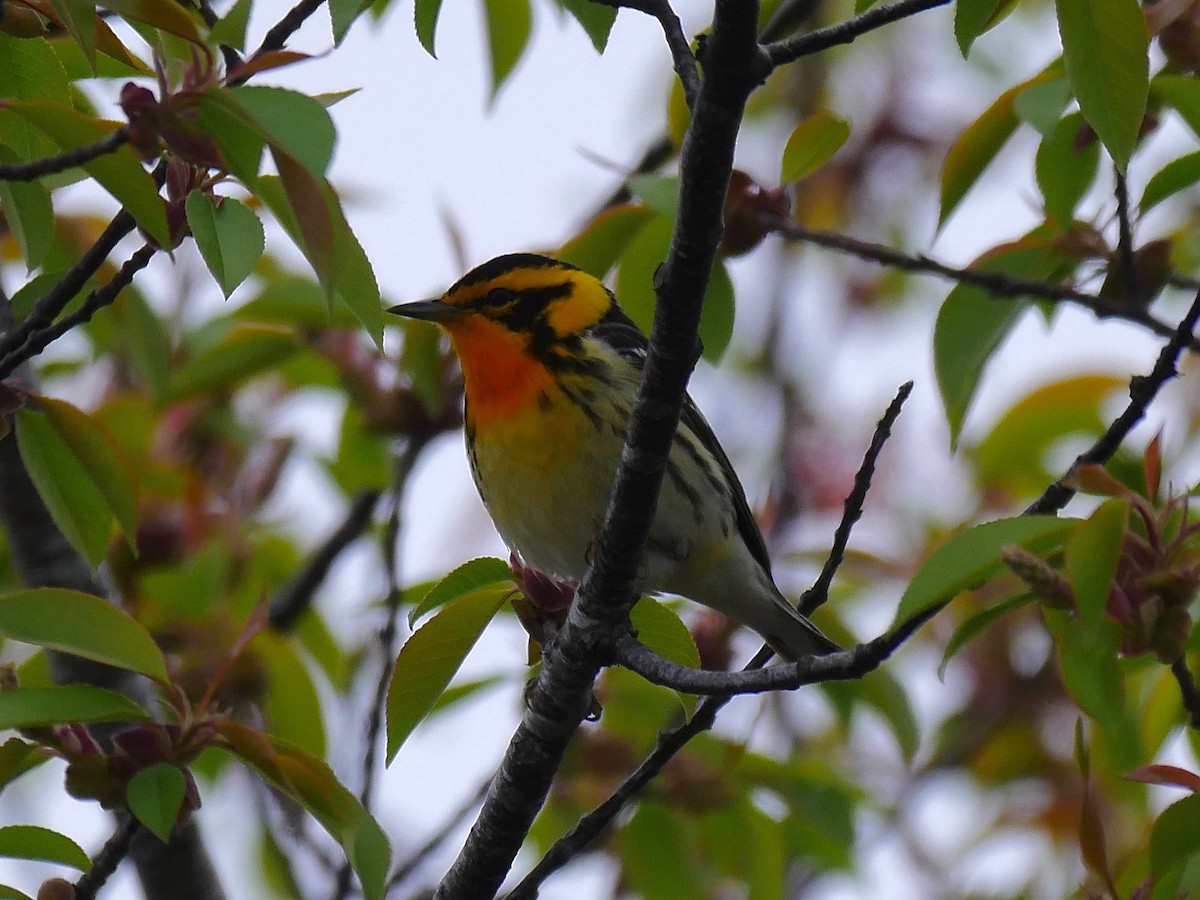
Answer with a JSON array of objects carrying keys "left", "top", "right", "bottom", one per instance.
[
  {"left": 1026, "top": 288, "right": 1200, "bottom": 514},
  {"left": 0, "top": 244, "right": 158, "bottom": 381},
  {"left": 594, "top": 0, "right": 700, "bottom": 107},
  {"left": 613, "top": 605, "right": 937, "bottom": 695},
  {"left": 1172, "top": 656, "right": 1200, "bottom": 729},
  {"left": 251, "top": 0, "right": 327, "bottom": 58},
  {"left": 75, "top": 816, "right": 140, "bottom": 900},
  {"left": 269, "top": 489, "right": 382, "bottom": 630},
  {"left": 0, "top": 128, "right": 130, "bottom": 182},
  {"left": 800, "top": 380, "right": 911, "bottom": 616},
  {"left": 763, "top": 215, "right": 1199, "bottom": 350},
  {"left": 434, "top": 2, "right": 769, "bottom": 897},
  {"left": 330, "top": 437, "right": 428, "bottom": 900},
  {"left": 1114, "top": 168, "right": 1141, "bottom": 307},
  {"left": 0, "top": 211, "right": 138, "bottom": 367},
  {"left": 763, "top": 0, "right": 952, "bottom": 66},
  {"left": 389, "top": 780, "right": 491, "bottom": 892}
]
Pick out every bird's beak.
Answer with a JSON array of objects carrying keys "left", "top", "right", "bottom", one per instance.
[{"left": 386, "top": 298, "right": 463, "bottom": 322}]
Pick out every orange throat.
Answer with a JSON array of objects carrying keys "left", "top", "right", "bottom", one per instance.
[{"left": 445, "top": 316, "right": 555, "bottom": 431}]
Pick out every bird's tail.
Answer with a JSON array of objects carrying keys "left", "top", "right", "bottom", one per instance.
[{"left": 754, "top": 585, "right": 841, "bottom": 662}]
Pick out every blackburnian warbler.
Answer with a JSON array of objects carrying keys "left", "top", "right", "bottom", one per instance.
[{"left": 389, "top": 253, "right": 836, "bottom": 661}]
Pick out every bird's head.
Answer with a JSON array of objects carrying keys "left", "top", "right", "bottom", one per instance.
[{"left": 388, "top": 253, "right": 615, "bottom": 346}]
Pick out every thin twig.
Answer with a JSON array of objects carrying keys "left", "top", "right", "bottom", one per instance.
[
  {"left": 764, "top": 0, "right": 952, "bottom": 66},
  {"left": 0, "top": 211, "right": 137, "bottom": 365},
  {"left": 594, "top": 0, "right": 700, "bottom": 107},
  {"left": 1026, "top": 288, "right": 1200, "bottom": 515},
  {"left": 800, "top": 381, "right": 912, "bottom": 616},
  {"left": 1114, "top": 169, "right": 1142, "bottom": 307},
  {"left": 503, "top": 609, "right": 947, "bottom": 899},
  {"left": 612, "top": 605, "right": 938, "bottom": 695},
  {"left": 251, "top": 0, "right": 326, "bottom": 58},
  {"left": 504, "top": 648, "right": 767, "bottom": 900},
  {"left": 1172, "top": 656, "right": 1200, "bottom": 729},
  {"left": 0, "top": 244, "right": 158, "bottom": 381},
  {"left": 330, "top": 438, "right": 428, "bottom": 900},
  {"left": 389, "top": 780, "right": 491, "bottom": 893},
  {"left": 0, "top": 128, "right": 130, "bottom": 182},
  {"left": 75, "top": 816, "right": 140, "bottom": 900},
  {"left": 269, "top": 489, "right": 382, "bottom": 630},
  {"left": 763, "top": 215, "right": 1198, "bottom": 350}
]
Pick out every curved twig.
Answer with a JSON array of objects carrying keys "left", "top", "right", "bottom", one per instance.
[
  {"left": 1026, "top": 288, "right": 1200, "bottom": 514},
  {"left": 0, "top": 128, "right": 130, "bottom": 182},
  {"left": 764, "top": 0, "right": 952, "bottom": 66},
  {"left": 763, "top": 215, "right": 1200, "bottom": 351}
]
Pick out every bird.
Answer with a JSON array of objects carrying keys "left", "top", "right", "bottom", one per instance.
[{"left": 388, "top": 253, "right": 838, "bottom": 661}]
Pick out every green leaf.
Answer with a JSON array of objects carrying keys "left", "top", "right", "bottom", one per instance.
[
  {"left": 630, "top": 598, "right": 700, "bottom": 670},
  {"left": 126, "top": 763, "right": 186, "bottom": 843},
  {"left": 47, "top": 0, "right": 98, "bottom": 67},
  {"left": 209, "top": 0, "right": 251, "bottom": 49},
  {"left": 629, "top": 599, "right": 700, "bottom": 716},
  {"left": 627, "top": 175, "right": 680, "bottom": 219},
  {"left": 1036, "top": 112, "right": 1100, "bottom": 228},
  {"left": 0, "top": 825, "right": 89, "bottom": 870},
  {"left": 823, "top": 668, "right": 920, "bottom": 761},
  {"left": 0, "top": 739, "right": 45, "bottom": 792},
  {"left": 779, "top": 110, "right": 850, "bottom": 183},
  {"left": 15, "top": 408, "right": 113, "bottom": 567},
  {"left": 1056, "top": 618, "right": 1124, "bottom": 722},
  {"left": 615, "top": 213, "right": 732, "bottom": 362},
  {"left": 414, "top": 0, "right": 444, "bottom": 56},
  {"left": 0, "top": 884, "right": 33, "bottom": 900},
  {"left": 1056, "top": 0, "right": 1148, "bottom": 171},
  {"left": 102, "top": 0, "right": 202, "bottom": 43},
  {"left": 233, "top": 86, "right": 336, "bottom": 177},
  {"left": 1153, "top": 75, "right": 1200, "bottom": 140},
  {"left": 954, "top": 0, "right": 1006, "bottom": 57},
  {"left": 329, "top": 0, "right": 372, "bottom": 43},
  {"left": 0, "top": 588, "right": 169, "bottom": 683},
  {"left": 483, "top": 0, "right": 531, "bottom": 97},
  {"left": 616, "top": 214, "right": 671, "bottom": 337},
  {"left": 399, "top": 319, "right": 443, "bottom": 418},
  {"left": 1141, "top": 151, "right": 1200, "bottom": 213},
  {"left": 1014, "top": 77, "right": 1072, "bottom": 137},
  {"left": 971, "top": 374, "right": 1121, "bottom": 495},
  {"left": 386, "top": 586, "right": 508, "bottom": 761},
  {"left": 170, "top": 324, "right": 302, "bottom": 398},
  {"left": 0, "top": 35, "right": 72, "bottom": 162},
  {"left": 38, "top": 396, "right": 139, "bottom": 551},
  {"left": 0, "top": 146, "right": 53, "bottom": 271},
  {"left": 743, "top": 800, "right": 787, "bottom": 899},
  {"left": 700, "top": 258, "right": 735, "bottom": 363},
  {"left": 558, "top": 205, "right": 656, "bottom": 278},
  {"left": 113, "top": 291, "right": 172, "bottom": 401},
  {"left": 4, "top": 101, "right": 169, "bottom": 247},
  {"left": 217, "top": 722, "right": 390, "bottom": 900},
  {"left": 259, "top": 633, "right": 326, "bottom": 759},
  {"left": 408, "top": 557, "right": 514, "bottom": 627},
  {"left": 1151, "top": 795, "right": 1200, "bottom": 882},
  {"left": 892, "top": 516, "right": 1075, "bottom": 625},
  {"left": 939, "top": 593, "right": 1036, "bottom": 678},
  {"left": 1065, "top": 499, "right": 1128, "bottom": 625},
  {"left": 185, "top": 192, "right": 264, "bottom": 298},
  {"left": 0, "top": 685, "right": 150, "bottom": 730},
  {"left": 622, "top": 801, "right": 704, "bottom": 900},
  {"left": 191, "top": 90, "right": 265, "bottom": 185},
  {"left": 557, "top": 0, "right": 617, "bottom": 51},
  {"left": 939, "top": 66, "right": 1060, "bottom": 227},
  {"left": 328, "top": 194, "right": 383, "bottom": 347},
  {"left": 934, "top": 242, "right": 1074, "bottom": 444},
  {"left": 270, "top": 152, "right": 337, "bottom": 297}
]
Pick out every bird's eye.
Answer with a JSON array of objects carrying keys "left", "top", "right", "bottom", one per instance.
[{"left": 484, "top": 287, "right": 517, "bottom": 307}]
